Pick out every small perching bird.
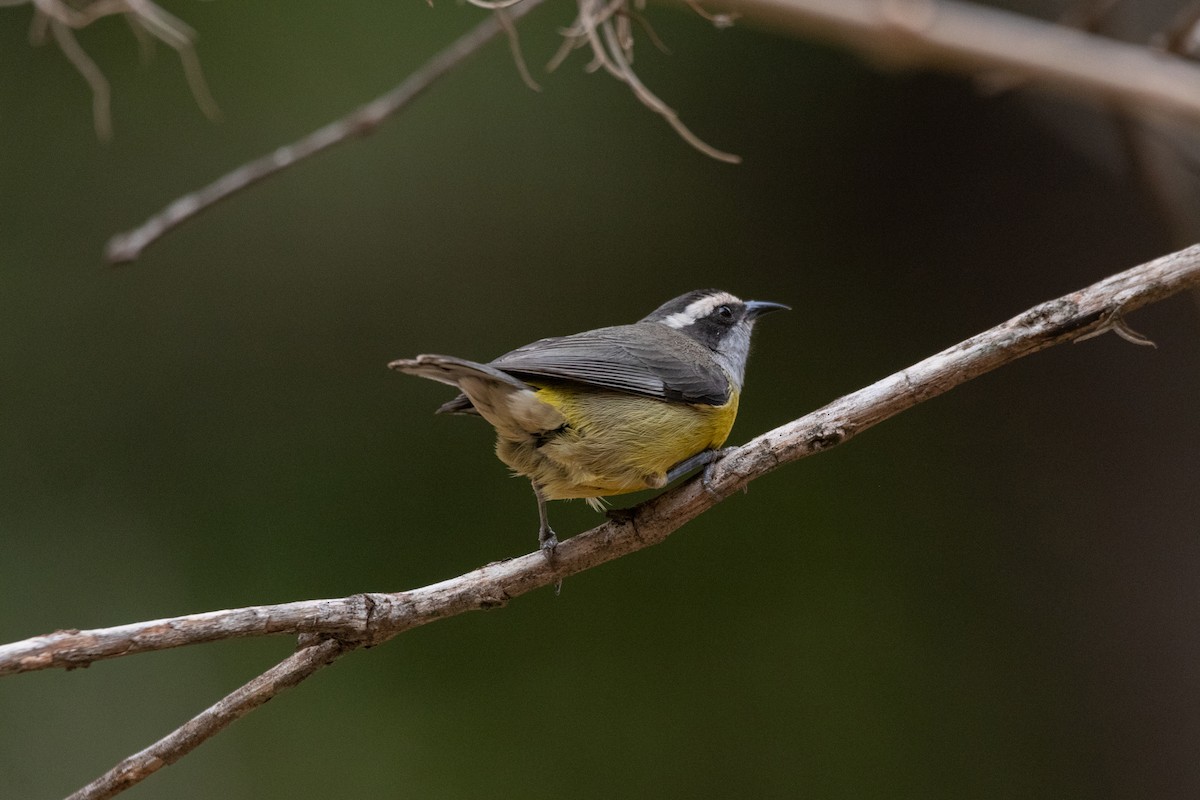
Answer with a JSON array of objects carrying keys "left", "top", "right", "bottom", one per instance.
[{"left": 389, "top": 289, "right": 787, "bottom": 552}]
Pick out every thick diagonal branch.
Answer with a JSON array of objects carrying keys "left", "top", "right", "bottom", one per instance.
[
  {"left": 5, "top": 243, "right": 1198, "bottom": 679},
  {"left": 686, "top": 0, "right": 1200, "bottom": 122}
]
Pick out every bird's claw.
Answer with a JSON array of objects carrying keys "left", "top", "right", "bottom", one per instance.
[
  {"left": 700, "top": 460, "right": 723, "bottom": 501},
  {"left": 539, "top": 528, "right": 562, "bottom": 594}
]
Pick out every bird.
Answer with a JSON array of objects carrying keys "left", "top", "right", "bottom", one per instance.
[{"left": 388, "top": 289, "right": 787, "bottom": 552}]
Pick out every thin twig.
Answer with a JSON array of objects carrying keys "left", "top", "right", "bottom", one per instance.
[
  {"left": 121, "top": 0, "right": 219, "bottom": 119},
  {"left": 682, "top": 0, "right": 738, "bottom": 29},
  {"left": 23, "top": 0, "right": 217, "bottom": 138},
  {"left": 48, "top": 16, "right": 112, "bottom": 140},
  {"left": 497, "top": 7, "right": 542, "bottom": 92},
  {"left": 574, "top": 0, "right": 624, "bottom": 78},
  {"left": 65, "top": 638, "right": 351, "bottom": 800},
  {"left": 124, "top": 12, "right": 155, "bottom": 64},
  {"left": 5, "top": 244, "right": 1199, "bottom": 679},
  {"left": 598, "top": 14, "right": 741, "bottom": 162},
  {"left": 624, "top": 8, "right": 673, "bottom": 55},
  {"left": 103, "top": 0, "right": 548, "bottom": 264}
]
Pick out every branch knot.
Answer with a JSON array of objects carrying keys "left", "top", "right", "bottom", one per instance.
[
  {"left": 808, "top": 423, "right": 848, "bottom": 452},
  {"left": 1016, "top": 298, "right": 1079, "bottom": 331}
]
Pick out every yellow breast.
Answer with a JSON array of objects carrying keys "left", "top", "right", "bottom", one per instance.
[{"left": 510, "top": 383, "right": 739, "bottom": 500}]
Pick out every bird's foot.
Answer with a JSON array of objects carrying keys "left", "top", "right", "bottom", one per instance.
[
  {"left": 700, "top": 460, "right": 723, "bottom": 501},
  {"left": 665, "top": 448, "right": 723, "bottom": 485},
  {"left": 662, "top": 447, "right": 731, "bottom": 500},
  {"left": 538, "top": 527, "right": 563, "bottom": 595},
  {"left": 539, "top": 527, "right": 559, "bottom": 558}
]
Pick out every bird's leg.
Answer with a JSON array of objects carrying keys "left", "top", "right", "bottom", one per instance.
[
  {"left": 666, "top": 448, "right": 730, "bottom": 501},
  {"left": 533, "top": 484, "right": 563, "bottom": 595},
  {"left": 534, "top": 484, "right": 558, "bottom": 555},
  {"left": 664, "top": 448, "right": 726, "bottom": 484}
]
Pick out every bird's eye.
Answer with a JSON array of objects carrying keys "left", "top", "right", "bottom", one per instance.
[{"left": 716, "top": 305, "right": 733, "bottom": 320}]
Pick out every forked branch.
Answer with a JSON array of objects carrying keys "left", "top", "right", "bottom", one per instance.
[
  {"left": 2, "top": 245, "right": 1199, "bottom": 800},
  {"left": 6, "top": 244, "right": 1199, "bottom": 680}
]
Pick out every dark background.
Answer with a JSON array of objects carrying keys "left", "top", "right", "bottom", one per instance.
[{"left": 1, "top": 1, "right": 1198, "bottom": 798}]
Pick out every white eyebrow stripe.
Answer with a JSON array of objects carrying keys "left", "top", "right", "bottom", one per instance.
[{"left": 659, "top": 292, "right": 739, "bottom": 329}]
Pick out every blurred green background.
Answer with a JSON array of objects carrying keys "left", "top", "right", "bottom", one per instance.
[{"left": 2, "top": 1, "right": 1199, "bottom": 798}]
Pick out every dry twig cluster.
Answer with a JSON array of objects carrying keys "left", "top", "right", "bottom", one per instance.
[
  {"left": 547, "top": 0, "right": 742, "bottom": 161},
  {"left": 4, "top": 0, "right": 217, "bottom": 138}
]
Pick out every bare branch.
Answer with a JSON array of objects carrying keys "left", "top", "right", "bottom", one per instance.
[
  {"left": 65, "top": 638, "right": 350, "bottom": 800},
  {"left": 0, "top": 597, "right": 378, "bottom": 676},
  {"left": 5, "top": 243, "right": 1199, "bottom": 679},
  {"left": 103, "top": 0, "right": 548, "bottom": 264},
  {"left": 497, "top": 7, "right": 543, "bottom": 92},
  {"left": 680, "top": 0, "right": 1200, "bottom": 122}
]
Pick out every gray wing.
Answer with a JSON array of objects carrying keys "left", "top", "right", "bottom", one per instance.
[{"left": 488, "top": 324, "right": 732, "bottom": 406}]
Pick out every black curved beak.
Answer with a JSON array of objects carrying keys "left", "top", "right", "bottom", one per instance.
[{"left": 745, "top": 300, "right": 791, "bottom": 319}]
